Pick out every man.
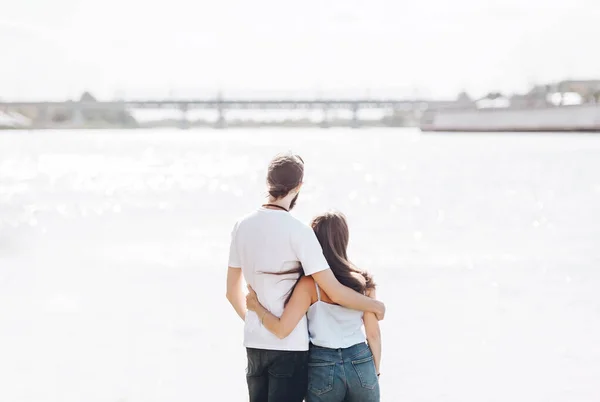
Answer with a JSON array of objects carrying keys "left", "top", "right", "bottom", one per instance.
[{"left": 226, "top": 153, "right": 385, "bottom": 402}]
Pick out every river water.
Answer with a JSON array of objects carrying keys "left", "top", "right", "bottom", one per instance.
[{"left": 1, "top": 128, "right": 599, "bottom": 402}]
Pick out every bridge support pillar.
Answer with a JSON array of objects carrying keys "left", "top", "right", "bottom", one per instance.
[
  {"left": 320, "top": 105, "right": 329, "bottom": 129},
  {"left": 215, "top": 105, "right": 226, "bottom": 129},
  {"left": 180, "top": 103, "right": 190, "bottom": 129},
  {"left": 351, "top": 103, "right": 360, "bottom": 128},
  {"left": 35, "top": 105, "right": 49, "bottom": 129}
]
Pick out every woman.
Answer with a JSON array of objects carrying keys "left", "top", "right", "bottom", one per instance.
[{"left": 246, "top": 211, "right": 381, "bottom": 402}]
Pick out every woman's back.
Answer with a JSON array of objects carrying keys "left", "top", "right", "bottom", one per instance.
[
  {"left": 302, "top": 278, "right": 380, "bottom": 402},
  {"left": 307, "top": 282, "right": 366, "bottom": 349}
]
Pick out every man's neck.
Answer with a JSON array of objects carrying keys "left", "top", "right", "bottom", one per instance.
[{"left": 265, "top": 197, "right": 291, "bottom": 210}]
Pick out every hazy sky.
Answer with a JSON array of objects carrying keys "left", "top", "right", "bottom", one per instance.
[{"left": 1, "top": 0, "right": 599, "bottom": 100}]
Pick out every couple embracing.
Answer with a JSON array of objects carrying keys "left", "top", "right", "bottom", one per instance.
[{"left": 226, "top": 153, "right": 385, "bottom": 402}]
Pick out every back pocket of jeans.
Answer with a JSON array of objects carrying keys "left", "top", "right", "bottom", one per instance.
[
  {"left": 268, "top": 354, "right": 297, "bottom": 378},
  {"left": 351, "top": 356, "right": 378, "bottom": 389},
  {"left": 308, "top": 361, "right": 335, "bottom": 395}
]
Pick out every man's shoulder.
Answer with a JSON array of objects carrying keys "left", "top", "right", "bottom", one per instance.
[
  {"left": 286, "top": 212, "right": 310, "bottom": 225},
  {"left": 285, "top": 214, "right": 315, "bottom": 235},
  {"left": 233, "top": 209, "right": 261, "bottom": 225}
]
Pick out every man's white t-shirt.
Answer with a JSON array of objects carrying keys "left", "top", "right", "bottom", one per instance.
[{"left": 228, "top": 207, "right": 329, "bottom": 351}]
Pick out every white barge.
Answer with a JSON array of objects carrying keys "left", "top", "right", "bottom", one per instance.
[
  {"left": 421, "top": 80, "right": 600, "bottom": 132},
  {"left": 420, "top": 104, "right": 600, "bottom": 132}
]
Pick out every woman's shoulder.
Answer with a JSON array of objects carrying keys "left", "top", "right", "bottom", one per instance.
[
  {"left": 297, "top": 275, "right": 315, "bottom": 289},
  {"left": 296, "top": 276, "right": 318, "bottom": 302}
]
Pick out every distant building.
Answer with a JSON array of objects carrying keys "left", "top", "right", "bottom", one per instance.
[
  {"left": 476, "top": 92, "right": 511, "bottom": 109},
  {"left": 44, "top": 92, "right": 138, "bottom": 128},
  {"left": 456, "top": 91, "right": 475, "bottom": 108},
  {"left": 555, "top": 80, "right": 600, "bottom": 103}
]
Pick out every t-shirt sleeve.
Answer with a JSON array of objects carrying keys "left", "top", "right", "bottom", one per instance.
[
  {"left": 228, "top": 223, "right": 241, "bottom": 268},
  {"left": 292, "top": 225, "right": 329, "bottom": 276}
]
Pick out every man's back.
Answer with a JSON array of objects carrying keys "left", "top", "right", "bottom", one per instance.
[{"left": 229, "top": 207, "right": 328, "bottom": 351}]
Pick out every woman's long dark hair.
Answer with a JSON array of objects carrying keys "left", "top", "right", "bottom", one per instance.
[{"left": 278, "top": 211, "right": 375, "bottom": 305}]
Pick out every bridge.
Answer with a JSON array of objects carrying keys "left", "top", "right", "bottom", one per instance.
[{"left": 0, "top": 98, "right": 458, "bottom": 129}]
